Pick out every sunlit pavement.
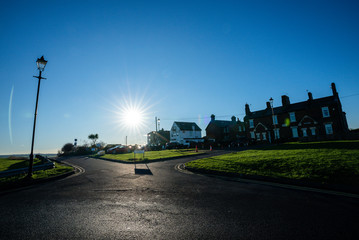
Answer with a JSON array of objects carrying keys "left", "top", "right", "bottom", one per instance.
[{"left": 0, "top": 153, "right": 358, "bottom": 239}]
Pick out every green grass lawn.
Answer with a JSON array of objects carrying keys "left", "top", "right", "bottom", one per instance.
[
  {"left": 185, "top": 140, "right": 359, "bottom": 186},
  {"left": 0, "top": 158, "right": 74, "bottom": 186},
  {"left": 0, "top": 157, "right": 42, "bottom": 172},
  {"left": 98, "top": 149, "right": 204, "bottom": 162}
]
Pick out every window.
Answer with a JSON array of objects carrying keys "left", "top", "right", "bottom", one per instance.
[
  {"left": 310, "top": 127, "right": 316, "bottom": 136},
  {"left": 325, "top": 123, "right": 333, "bottom": 135},
  {"left": 239, "top": 126, "right": 242, "bottom": 132},
  {"left": 302, "top": 128, "right": 307, "bottom": 137},
  {"left": 250, "top": 131, "right": 255, "bottom": 139},
  {"left": 224, "top": 127, "right": 229, "bottom": 133},
  {"left": 256, "top": 133, "right": 261, "bottom": 140},
  {"left": 262, "top": 132, "right": 267, "bottom": 140},
  {"left": 289, "top": 112, "right": 296, "bottom": 122},
  {"left": 274, "top": 129, "right": 280, "bottom": 139},
  {"left": 322, "top": 107, "right": 330, "bottom": 118},
  {"left": 249, "top": 119, "right": 254, "bottom": 128},
  {"left": 272, "top": 115, "right": 278, "bottom": 125},
  {"left": 291, "top": 127, "right": 298, "bottom": 138}
]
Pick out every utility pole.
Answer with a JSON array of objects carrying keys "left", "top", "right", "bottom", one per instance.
[
  {"left": 155, "top": 117, "right": 158, "bottom": 132},
  {"left": 154, "top": 117, "right": 157, "bottom": 146}
]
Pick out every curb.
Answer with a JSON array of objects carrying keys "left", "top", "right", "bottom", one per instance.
[
  {"left": 93, "top": 152, "right": 207, "bottom": 164},
  {"left": 180, "top": 164, "right": 359, "bottom": 198}
]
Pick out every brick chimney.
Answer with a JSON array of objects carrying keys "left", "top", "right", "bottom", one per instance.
[
  {"left": 210, "top": 114, "right": 215, "bottom": 122},
  {"left": 331, "top": 82, "right": 338, "bottom": 96},
  {"left": 281, "top": 95, "right": 290, "bottom": 106},
  {"left": 266, "top": 101, "right": 271, "bottom": 109},
  {"left": 245, "top": 104, "right": 251, "bottom": 115},
  {"left": 308, "top": 92, "right": 313, "bottom": 101}
]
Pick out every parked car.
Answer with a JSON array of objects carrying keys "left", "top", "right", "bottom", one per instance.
[
  {"left": 165, "top": 142, "right": 187, "bottom": 149},
  {"left": 106, "top": 145, "right": 128, "bottom": 154}
]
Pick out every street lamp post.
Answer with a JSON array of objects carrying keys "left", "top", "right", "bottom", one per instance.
[
  {"left": 27, "top": 56, "right": 47, "bottom": 179},
  {"left": 269, "top": 97, "right": 276, "bottom": 143}
]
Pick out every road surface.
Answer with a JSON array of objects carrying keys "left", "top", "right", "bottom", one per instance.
[{"left": 0, "top": 153, "right": 358, "bottom": 239}]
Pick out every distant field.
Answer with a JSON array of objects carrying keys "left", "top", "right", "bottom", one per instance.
[
  {"left": 185, "top": 141, "right": 359, "bottom": 186},
  {"left": 98, "top": 149, "right": 204, "bottom": 162}
]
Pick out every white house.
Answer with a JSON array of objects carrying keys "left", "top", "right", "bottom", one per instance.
[{"left": 170, "top": 121, "right": 203, "bottom": 145}]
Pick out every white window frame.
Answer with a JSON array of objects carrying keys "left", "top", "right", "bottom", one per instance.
[
  {"left": 310, "top": 127, "right": 316, "bottom": 136},
  {"left": 322, "top": 107, "right": 330, "bottom": 118},
  {"left": 249, "top": 119, "right": 254, "bottom": 128},
  {"left": 262, "top": 132, "right": 267, "bottom": 140},
  {"left": 289, "top": 112, "right": 296, "bottom": 122},
  {"left": 272, "top": 115, "right": 278, "bottom": 125},
  {"left": 302, "top": 128, "right": 308, "bottom": 137},
  {"left": 250, "top": 131, "right": 255, "bottom": 139},
  {"left": 291, "top": 127, "right": 298, "bottom": 138},
  {"left": 256, "top": 133, "right": 261, "bottom": 140},
  {"left": 274, "top": 128, "right": 280, "bottom": 139},
  {"left": 325, "top": 123, "right": 333, "bottom": 135}
]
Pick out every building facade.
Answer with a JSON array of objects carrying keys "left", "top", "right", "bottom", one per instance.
[
  {"left": 170, "top": 121, "right": 203, "bottom": 145},
  {"left": 244, "top": 83, "right": 349, "bottom": 143},
  {"left": 147, "top": 129, "right": 170, "bottom": 147},
  {"left": 205, "top": 115, "right": 246, "bottom": 145}
]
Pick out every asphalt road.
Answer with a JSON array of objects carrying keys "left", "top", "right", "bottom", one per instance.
[{"left": 0, "top": 152, "right": 358, "bottom": 240}]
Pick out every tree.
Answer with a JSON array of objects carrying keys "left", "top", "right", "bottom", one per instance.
[
  {"left": 62, "top": 143, "right": 74, "bottom": 154},
  {"left": 88, "top": 134, "right": 99, "bottom": 146}
]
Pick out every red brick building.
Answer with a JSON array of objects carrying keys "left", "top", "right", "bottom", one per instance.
[
  {"left": 205, "top": 114, "right": 247, "bottom": 146},
  {"left": 244, "top": 83, "right": 349, "bottom": 143}
]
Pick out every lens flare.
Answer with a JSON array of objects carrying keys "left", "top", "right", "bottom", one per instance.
[{"left": 8, "top": 86, "right": 14, "bottom": 144}]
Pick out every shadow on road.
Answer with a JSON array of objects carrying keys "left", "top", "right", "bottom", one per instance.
[{"left": 134, "top": 163, "right": 153, "bottom": 175}]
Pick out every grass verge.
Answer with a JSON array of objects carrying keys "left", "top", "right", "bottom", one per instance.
[
  {"left": 185, "top": 140, "right": 359, "bottom": 186},
  {"left": 0, "top": 157, "right": 42, "bottom": 172},
  {"left": 0, "top": 161, "right": 74, "bottom": 189},
  {"left": 97, "top": 149, "right": 204, "bottom": 162}
]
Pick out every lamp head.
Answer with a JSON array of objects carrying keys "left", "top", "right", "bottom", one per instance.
[{"left": 36, "top": 56, "right": 47, "bottom": 72}]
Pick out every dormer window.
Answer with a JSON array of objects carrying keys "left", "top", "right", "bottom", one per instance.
[{"left": 322, "top": 107, "right": 330, "bottom": 118}]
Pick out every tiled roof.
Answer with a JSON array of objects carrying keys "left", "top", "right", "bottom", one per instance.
[
  {"left": 246, "top": 96, "right": 337, "bottom": 119},
  {"left": 205, "top": 119, "right": 245, "bottom": 130},
  {"left": 174, "top": 122, "right": 201, "bottom": 131}
]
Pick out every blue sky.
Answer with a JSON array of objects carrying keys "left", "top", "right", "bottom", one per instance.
[{"left": 1, "top": 0, "right": 359, "bottom": 154}]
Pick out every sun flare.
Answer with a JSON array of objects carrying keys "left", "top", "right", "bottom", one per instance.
[
  {"left": 105, "top": 90, "right": 158, "bottom": 145},
  {"left": 123, "top": 108, "right": 143, "bottom": 127}
]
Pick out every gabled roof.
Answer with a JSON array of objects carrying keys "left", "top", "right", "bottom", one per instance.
[
  {"left": 246, "top": 96, "right": 338, "bottom": 119},
  {"left": 173, "top": 121, "right": 201, "bottom": 131}
]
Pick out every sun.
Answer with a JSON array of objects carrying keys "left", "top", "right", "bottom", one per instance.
[
  {"left": 123, "top": 108, "right": 143, "bottom": 127},
  {"left": 104, "top": 89, "right": 159, "bottom": 145},
  {"left": 113, "top": 98, "right": 150, "bottom": 132}
]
